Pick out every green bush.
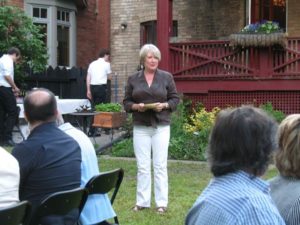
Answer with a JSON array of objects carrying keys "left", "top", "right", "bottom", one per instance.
[
  {"left": 95, "top": 103, "right": 122, "bottom": 112},
  {"left": 111, "top": 138, "right": 134, "bottom": 157},
  {"left": 259, "top": 102, "right": 285, "bottom": 123},
  {"left": 0, "top": 3, "right": 48, "bottom": 84},
  {"left": 168, "top": 99, "right": 213, "bottom": 161}
]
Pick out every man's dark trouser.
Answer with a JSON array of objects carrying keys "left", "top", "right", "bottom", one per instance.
[
  {"left": 91, "top": 84, "right": 107, "bottom": 107},
  {"left": 0, "top": 86, "right": 18, "bottom": 142},
  {"left": 89, "top": 84, "right": 107, "bottom": 135}
]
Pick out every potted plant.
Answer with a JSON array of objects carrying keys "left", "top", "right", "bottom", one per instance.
[
  {"left": 229, "top": 20, "right": 287, "bottom": 47},
  {"left": 93, "top": 103, "right": 127, "bottom": 128}
]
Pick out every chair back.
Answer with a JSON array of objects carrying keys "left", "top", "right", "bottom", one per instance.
[
  {"left": 29, "top": 187, "right": 88, "bottom": 225},
  {"left": 85, "top": 168, "right": 124, "bottom": 224},
  {"left": 85, "top": 168, "right": 124, "bottom": 205},
  {"left": 0, "top": 200, "right": 31, "bottom": 225}
]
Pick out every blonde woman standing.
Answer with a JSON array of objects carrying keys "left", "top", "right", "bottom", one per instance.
[{"left": 123, "top": 44, "right": 179, "bottom": 214}]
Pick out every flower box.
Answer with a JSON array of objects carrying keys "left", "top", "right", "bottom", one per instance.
[
  {"left": 92, "top": 111, "right": 127, "bottom": 128},
  {"left": 229, "top": 32, "right": 286, "bottom": 47}
]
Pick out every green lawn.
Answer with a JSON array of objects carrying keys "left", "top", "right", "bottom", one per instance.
[{"left": 99, "top": 156, "right": 279, "bottom": 225}]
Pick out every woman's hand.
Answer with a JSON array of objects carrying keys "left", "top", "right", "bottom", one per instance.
[
  {"left": 133, "top": 103, "right": 146, "bottom": 112},
  {"left": 153, "top": 102, "right": 168, "bottom": 112}
]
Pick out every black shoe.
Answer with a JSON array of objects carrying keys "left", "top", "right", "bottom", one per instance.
[{"left": 3, "top": 139, "right": 16, "bottom": 147}]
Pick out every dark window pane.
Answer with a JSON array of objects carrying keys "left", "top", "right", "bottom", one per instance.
[
  {"left": 62, "top": 11, "right": 65, "bottom": 21},
  {"left": 41, "top": 8, "right": 47, "bottom": 18},
  {"left": 57, "top": 10, "right": 61, "bottom": 20},
  {"left": 33, "top": 8, "right": 39, "bottom": 17},
  {"left": 66, "top": 12, "right": 69, "bottom": 22},
  {"left": 57, "top": 25, "right": 69, "bottom": 66},
  {"left": 172, "top": 21, "right": 178, "bottom": 37},
  {"left": 140, "top": 21, "right": 157, "bottom": 47}
]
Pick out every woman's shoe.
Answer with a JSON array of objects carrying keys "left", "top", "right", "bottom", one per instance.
[
  {"left": 156, "top": 207, "right": 167, "bottom": 214},
  {"left": 132, "top": 205, "right": 147, "bottom": 212}
]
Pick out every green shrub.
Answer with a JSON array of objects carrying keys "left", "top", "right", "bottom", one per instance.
[
  {"left": 0, "top": 3, "right": 48, "bottom": 83},
  {"left": 259, "top": 102, "right": 285, "bottom": 123},
  {"left": 95, "top": 103, "right": 122, "bottom": 112},
  {"left": 111, "top": 138, "right": 134, "bottom": 157}
]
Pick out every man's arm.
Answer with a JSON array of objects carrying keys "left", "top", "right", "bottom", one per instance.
[
  {"left": 4, "top": 75, "right": 20, "bottom": 95},
  {"left": 107, "top": 72, "right": 113, "bottom": 81},
  {"left": 86, "top": 72, "right": 92, "bottom": 100}
]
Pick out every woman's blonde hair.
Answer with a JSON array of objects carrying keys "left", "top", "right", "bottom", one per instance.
[
  {"left": 276, "top": 114, "right": 300, "bottom": 178},
  {"left": 139, "top": 44, "right": 161, "bottom": 65}
]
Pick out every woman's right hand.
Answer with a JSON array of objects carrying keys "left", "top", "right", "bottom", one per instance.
[{"left": 133, "top": 103, "right": 146, "bottom": 112}]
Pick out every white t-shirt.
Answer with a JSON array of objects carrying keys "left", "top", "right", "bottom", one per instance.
[
  {"left": 0, "top": 147, "right": 20, "bottom": 209},
  {"left": 0, "top": 54, "right": 14, "bottom": 87},
  {"left": 87, "top": 58, "right": 112, "bottom": 85}
]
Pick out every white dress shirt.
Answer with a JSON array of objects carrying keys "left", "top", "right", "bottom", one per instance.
[
  {"left": 87, "top": 58, "right": 111, "bottom": 85},
  {"left": 0, "top": 147, "right": 20, "bottom": 209},
  {"left": 0, "top": 54, "right": 14, "bottom": 87}
]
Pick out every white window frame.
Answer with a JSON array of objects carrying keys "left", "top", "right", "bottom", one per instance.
[{"left": 24, "top": 0, "right": 77, "bottom": 68}]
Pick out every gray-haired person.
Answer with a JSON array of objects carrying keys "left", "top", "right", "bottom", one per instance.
[
  {"left": 269, "top": 114, "right": 300, "bottom": 225},
  {"left": 123, "top": 44, "right": 180, "bottom": 214},
  {"left": 185, "top": 106, "right": 285, "bottom": 225}
]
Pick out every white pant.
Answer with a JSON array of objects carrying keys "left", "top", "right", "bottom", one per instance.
[{"left": 133, "top": 125, "right": 170, "bottom": 207}]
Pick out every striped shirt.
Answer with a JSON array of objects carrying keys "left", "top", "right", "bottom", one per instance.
[
  {"left": 269, "top": 175, "right": 300, "bottom": 225},
  {"left": 185, "top": 171, "right": 285, "bottom": 225}
]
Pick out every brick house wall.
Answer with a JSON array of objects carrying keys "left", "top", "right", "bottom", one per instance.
[
  {"left": 4, "top": 0, "right": 110, "bottom": 69},
  {"left": 77, "top": 0, "right": 110, "bottom": 68},
  {"left": 110, "top": 0, "right": 246, "bottom": 102},
  {"left": 287, "top": 0, "right": 300, "bottom": 36},
  {"left": 5, "top": 0, "right": 23, "bottom": 7}
]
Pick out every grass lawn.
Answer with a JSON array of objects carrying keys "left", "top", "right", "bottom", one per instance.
[{"left": 99, "top": 156, "right": 279, "bottom": 225}]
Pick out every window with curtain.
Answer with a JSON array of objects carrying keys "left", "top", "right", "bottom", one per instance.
[{"left": 251, "top": 0, "right": 286, "bottom": 30}]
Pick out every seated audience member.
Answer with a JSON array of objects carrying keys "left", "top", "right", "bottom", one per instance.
[
  {"left": 56, "top": 114, "right": 116, "bottom": 225},
  {"left": 0, "top": 146, "right": 19, "bottom": 209},
  {"left": 185, "top": 106, "right": 285, "bottom": 225},
  {"left": 12, "top": 88, "right": 81, "bottom": 225},
  {"left": 269, "top": 114, "right": 300, "bottom": 225}
]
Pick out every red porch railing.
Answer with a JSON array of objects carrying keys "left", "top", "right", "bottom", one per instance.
[{"left": 169, "top": 38, "right": 300, "bottom": 114}]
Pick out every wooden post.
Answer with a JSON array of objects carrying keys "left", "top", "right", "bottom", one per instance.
[{"left": 157, "top": 0, "right": 172, "bottom": 71}]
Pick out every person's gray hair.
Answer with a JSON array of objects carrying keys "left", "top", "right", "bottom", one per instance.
[{"left": 139, "top": 44, "right": 161, "bottom": 65}]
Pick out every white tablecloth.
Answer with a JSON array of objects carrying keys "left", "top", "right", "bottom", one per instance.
[{"left": 18, "top": 99, "right": 91, "bottom": 118}]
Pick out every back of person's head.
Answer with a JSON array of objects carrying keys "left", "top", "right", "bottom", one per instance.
[
  {"left": 275, "top": 114, "right": 300, "bottom": 178},
  {"left": 24, "top": 88, "right": 57, "bottom": 124},
  {"left": 7, "top": 47, "right": 21, "bottom": 57},
  {"left": 99, "top": 49, "right": 110, "bottom": 58},
  {"left": 207, "top": 105, "right": 278, "bottom": 177}
]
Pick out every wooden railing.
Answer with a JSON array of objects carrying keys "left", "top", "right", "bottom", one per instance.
[
  {"left": 170, "top": 38, "right": 300, "bottom": 114},
  {"left": 169, "top": 37, "right": 300, "bottom": 79}
]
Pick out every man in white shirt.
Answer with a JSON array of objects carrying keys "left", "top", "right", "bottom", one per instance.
[
  {"left": 0, "top": 47, "right": 21, "bottom": 146},
  {"left": 86, "top": 49, "right": 112, "bottom": 136},
  {"left": 0, "top": 146, "right": 20, "bottom": 209}
]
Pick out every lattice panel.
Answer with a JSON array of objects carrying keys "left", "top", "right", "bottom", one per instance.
[{"left": 186, "top": 91, "right": 300, "bottom": 115}]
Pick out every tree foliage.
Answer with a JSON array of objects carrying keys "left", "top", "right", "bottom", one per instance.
[{"left": 0, "top": 2, "right": 48, "bottom": 85}]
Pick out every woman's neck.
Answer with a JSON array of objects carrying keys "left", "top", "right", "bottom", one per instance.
[{"left": 144, "top": 68, "right": 156, "bottom": 76}]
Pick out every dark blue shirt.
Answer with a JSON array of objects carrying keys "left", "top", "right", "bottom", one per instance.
[{"left": 12, "top": 122, "right": 81, "bottom": 224}]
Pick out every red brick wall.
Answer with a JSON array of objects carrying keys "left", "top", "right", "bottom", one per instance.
[
  {"left": 76, "top": 0, "right": 110, "bottom": 68},
  {"left": 5, "top": 0, "right": 23, "bottom": 8}
]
